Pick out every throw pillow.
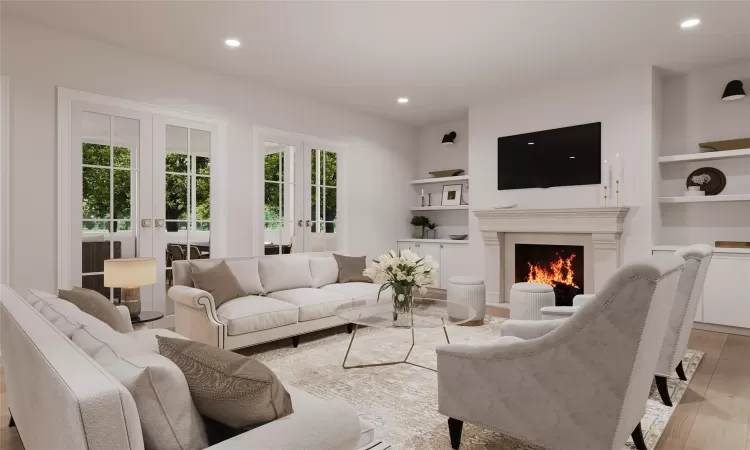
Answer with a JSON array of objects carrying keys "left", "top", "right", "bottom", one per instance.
[
  {"left": 58, "top": 287, "right": 130, "bottom": 333},
  {"left": 309, "top": 256, "right": 339, "bottom": 288},
  {"left": 157, "top": 336, "right": 294, "bottom": 430},
  {"left": 190, "top": 260, "right": 246, "bottom": 308},
  {"left": 333, "top": 254, "right": 372, "bottom": 283}
]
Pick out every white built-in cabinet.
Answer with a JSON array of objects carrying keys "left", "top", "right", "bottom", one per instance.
[
  {"left": 653, "top": 247, "right": 750, "bottom": 330},
  {"left": 397, "top": 239, "right": 470, "bottom": 289}
]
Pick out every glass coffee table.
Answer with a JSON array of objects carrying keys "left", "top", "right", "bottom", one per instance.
[{"left": 334, "top": 298, "right": 475, "bottom": 371}]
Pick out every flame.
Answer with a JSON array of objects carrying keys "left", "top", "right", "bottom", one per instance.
[{"left": 526, "top": 253, "right": 579, "bottom": 288}]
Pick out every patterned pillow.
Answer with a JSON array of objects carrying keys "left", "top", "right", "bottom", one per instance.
[{"left": 157, "top": 336, "right": 293, "bottom": 430}]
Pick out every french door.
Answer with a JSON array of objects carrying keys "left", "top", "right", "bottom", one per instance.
[
  {"left": 67, "top": 96, "right": 221, "bottom": 319},
  {"left": 71, "top": 102, "right": 155, "bottom": 308},
  {"left": 260, "top": 130, "right": 342, "bottom": 255}
]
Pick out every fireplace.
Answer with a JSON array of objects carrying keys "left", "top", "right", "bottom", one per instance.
[{"left": 515, "top": 244, "right": 584, "bottom": 306}]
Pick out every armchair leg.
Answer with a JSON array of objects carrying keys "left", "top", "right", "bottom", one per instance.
[
  {"left": 346, "top": 323, "right": 353, "bottom": 334},
  {"left": 655, "top": 375, "right": 673, "bottom": 406},
  {"left": 448, "top": 417, "right": 463, "bottom": 449},
  {"left": 676, "top": 361, "right": 687, "bottom": 381},
  {"left": 292, "top": 336, "right": 300, "bottom": 348},
  {"left": 631, "top": 422, "right": 647, "bottom": 450}
]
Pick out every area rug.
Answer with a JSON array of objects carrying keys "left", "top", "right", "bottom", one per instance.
[{"left": 239, "top": 318, "right": 703, "bottom": 449}]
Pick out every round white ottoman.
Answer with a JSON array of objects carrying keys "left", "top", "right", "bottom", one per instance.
[
  {"left": 447, "top": 276, "right": 486, "bottom": 326},
  {"left": 509, "top": 282, "right": 555, "bottom": 320}
]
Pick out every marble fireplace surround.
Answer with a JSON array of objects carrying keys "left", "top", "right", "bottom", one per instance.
[{"left": 475, "top": 207, "right": 630, "bottom": 304}]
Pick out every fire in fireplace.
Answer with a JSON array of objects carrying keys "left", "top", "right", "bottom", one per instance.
[{"left": 515, "top": 244, "right": 584, "bottom": 306}]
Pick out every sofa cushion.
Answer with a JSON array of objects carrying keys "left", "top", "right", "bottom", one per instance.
[
  {"left": 58, "top": 287, "right": 131, "bottom": 332},
  {"left": 217, "top": 296, "right": 299, "bottom": 336},
  {"left": 322, "top": 282, "right": 393, "bottom": 303},
  {"left": 36, "top": 297, "right": 110, "bottom": 338},
  {"left": 127, "top": 328, "right": 190, "bottom": 353},
  {"left": 72, "top": 325, "right": 208, "bottom": 450},
  {"left": 190, "top": 260, "right": 247, "bottom": 308},
  {"left": 333, "top": 254, "right": 372, "bottom": 283},
  {"left": 310, "top": 256, "right": 339, "bottom": 288},
  {"left": 188, "top": 258, "right": 265, "bottom": 296},
  {"left": 157, "top": 336, "right": 294, "bottom": 430},
  {"left": 258, "top": 255, "right": 313, "bottom": 293},
  {"left": 267, "top": 288, "right": 352, "bottom": 322}
]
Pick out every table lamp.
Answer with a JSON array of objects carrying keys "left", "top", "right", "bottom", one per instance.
[{"left": 104, "top": 257, "right": 157, "bottom": 318}]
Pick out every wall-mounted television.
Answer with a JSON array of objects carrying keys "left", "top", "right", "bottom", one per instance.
[{"left": 497, "top": 122, "right": 601, "bottom": 190}]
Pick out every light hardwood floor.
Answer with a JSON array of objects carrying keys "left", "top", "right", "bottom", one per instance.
[{"left": 1, "top": 329, "right": 748, "bottom": 450}]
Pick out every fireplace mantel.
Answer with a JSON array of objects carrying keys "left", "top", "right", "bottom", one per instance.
[{"left": 474, "top": 206, "right": 630, "bottom": 304}]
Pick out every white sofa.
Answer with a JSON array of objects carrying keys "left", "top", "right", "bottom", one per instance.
[
  {"left": 171, "top": 253, "right": 391, "bottom": 351},
  {"left": 0, "top": 285, "right": 377, "bottom": 450}
]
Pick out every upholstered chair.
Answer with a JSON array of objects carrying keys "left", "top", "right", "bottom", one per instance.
[
  {"left": 538, "top": 244, "right": 714, "bottom": 406},
  {"left": 436, "top": 254, "right": 685, "bottom": 450}
]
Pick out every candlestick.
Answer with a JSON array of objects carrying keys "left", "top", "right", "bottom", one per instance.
[
  {"left": 604, "top": 185, "right": 608, "bottom": 205},
  {"left": 616, "top": 180, "right": 620, "bottom": 205}
]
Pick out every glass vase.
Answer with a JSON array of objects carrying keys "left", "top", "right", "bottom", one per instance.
[{"left": 392, "top": 283, "right": 413, "bottom": 328}]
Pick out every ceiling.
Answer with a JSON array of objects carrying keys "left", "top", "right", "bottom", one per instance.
[{"left": 4, "top": 1, "right": 750, "bottom": 125}]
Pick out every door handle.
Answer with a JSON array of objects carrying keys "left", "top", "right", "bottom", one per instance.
[
  {"left": 155, "top": 219, "right": 165, "bottom": 228},
  {"left": 297, "top": 220, "right": 304, "bottom": 228},
  {"left": 141, "top": 219, "right": 152, "bottom": 228},
  {"left": 306, "top": 220, "right": 311, "bottom": 228}
]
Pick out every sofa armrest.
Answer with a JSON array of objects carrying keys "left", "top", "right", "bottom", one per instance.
[
  {"left": 169, "top": 285, "right": 217, "bottom": 312},
  {"left": 169, "top": 285, "right": 226, "bottom": 348},
  {"left": 573, "top": 294, "right": 594, "bottom": 307},
  {"left": 499, "top": 318, "right": 566, "bottom": 340},
  {"left": 436, "top": 336, "right": 526, "bottom": 359},
  {"left": 115, "top": 305, "right": 134, "bottom": 333},
  {"left": 206, "top": 399, "right": 361, "bottom": 450},
  {"left": 540, "top": 306, "right": 579, "bottom": 320}
]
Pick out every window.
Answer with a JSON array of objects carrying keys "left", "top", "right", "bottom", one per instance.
[{"left": 311, "top": 149, "right": 336, "bottom": 233}]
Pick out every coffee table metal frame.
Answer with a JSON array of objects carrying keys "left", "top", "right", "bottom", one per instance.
[{"left": 341, "top": 312, "right": 452, "bottom": 372}]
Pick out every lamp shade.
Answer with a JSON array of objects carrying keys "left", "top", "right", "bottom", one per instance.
[
  {"left": 104, "top": 257, "right": 157, "bottom": 288},
  {"left": 722, "top": 80, "right": 745, "bottom": 101}
]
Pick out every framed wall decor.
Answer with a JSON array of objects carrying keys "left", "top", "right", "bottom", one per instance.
[{"left": 441, "top": 184, "right": 462, "bottom": 206}]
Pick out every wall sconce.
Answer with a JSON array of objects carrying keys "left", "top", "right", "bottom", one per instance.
[
  {"left": 722, "top": 80, "right": 745, "bottom": 101},
  {"left": 442, "top": 131, "right": 457, "bottom": 145}
]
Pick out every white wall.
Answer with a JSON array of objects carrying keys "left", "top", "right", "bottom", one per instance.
[
  {"left": 659, "top": 60, "right": 750, "bottom": 246},
  {"left": 1, "top": 18, "right": 417, "bottom": 292},
  {"left": 415, "top": 116, "right": 469, "bottom": 239},
  {"left": 468, "top": 68, "right": 659, "bottom": 277}
]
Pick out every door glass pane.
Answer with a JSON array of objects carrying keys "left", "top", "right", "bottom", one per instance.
[
  {"left": 325, "top": 187, "right": 336, "bottom": 224},
  {"left": 166, "top": 174, "right": 190, "bottom": 223},
  {"left": 324, "top": 151, "right": 337, "bottom": 186},
  {"left": 83, "top": 144, "right": 110, "bottom": 166},
  {"left": 113, "top": 169, "right": 131, "bottom": 219},
  {"left": 82, "top": 167, "right": 110, "bottom": 219}
]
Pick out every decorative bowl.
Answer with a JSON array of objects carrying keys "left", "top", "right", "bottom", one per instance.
[
  {"left": 449, "top": 234, "right": 468, "bottom": 240},
  {"left": 429, "top": 169, "right": 465, "bottom": 178}
]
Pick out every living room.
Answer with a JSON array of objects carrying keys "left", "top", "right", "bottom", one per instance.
[{"left": 1, "top": 2, "right": 749, "bottom": 450}]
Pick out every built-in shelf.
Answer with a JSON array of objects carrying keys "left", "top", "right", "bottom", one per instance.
[
  {"left": 410, "top": 175, "right": 469, "bottom": 185},
  {"left": 658, "top": 148, "right": 750, "bottom": 163},
  {"left": 397, "top": 238, "right": 469, "bottom": 244},
  {"left": 653, "top": 245, "right": 750, "bottom": 254},
  {"left": 411, "top": 205, "right": 470, "bottom": 211},
  {"left": 657, "top": 194, "right": 750, "bottom": 204}
]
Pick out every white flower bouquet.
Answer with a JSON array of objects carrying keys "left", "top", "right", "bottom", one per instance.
[{"left": 363, "top": 249, "right": 439, "bottom": 315}]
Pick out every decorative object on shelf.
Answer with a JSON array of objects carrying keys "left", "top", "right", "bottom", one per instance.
[
  {"left": 428, "top": 192, "right": 432, "bottom": 206},
  {"left": 449, "top": 234, "right": 468, "bottom": 240},
  {"left": 104, "top": 257, "right": 157, "bottom": 318},
  {"left": 410, "top": 215, "right": 431, "bottom": 239},
  {"left": 441, "top": 184, "right": 463, "bottom": 206},
  {"left": 429, "top": 169, "right": 464, "bottom": 178},
  {"left": 363, "top": 249, "right": 439, "bottom": 327},
  {"left": 460, "top": 182, "right": 469, "bottom": 205},
  {"left": 442, "top": 131, "right": 457, "bottom": 145},
  {"left": 427, "top": 221, "right": 438, "bottom": 239},
  {"left": 721, "top": 80, "right": 746, "bottom": 101},
  {"left": 491, "top": 203, "right": 518, "bottom": 209},
  {"left": 686, "top": 167, "right": 726, "bottom": 196},
  {"left": 602, "top": 159, "right": 612, "bottom": 205},
  {"left": 699, "top": 138, "right": 750, "bottom": 152},
  {"left": 715, "top": 241, "right": 750, "bottom": 249},
  {"left": 420, "top": 189, "right": 425, "bottom": 207},
  {"left": 684, "top": 186, "right": 706, "bottom": 197}
]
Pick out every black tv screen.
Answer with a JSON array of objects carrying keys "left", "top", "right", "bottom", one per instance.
[{"left": 497, "top": 122, "right": 601, "bottom": 190}]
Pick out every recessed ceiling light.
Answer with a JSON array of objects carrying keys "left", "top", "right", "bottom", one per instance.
[
  {"left": 528, "top": 142, "right": 535, "bottom": 145},
  {"left": 680, "top": 18, "right": 700, "bottom": 29},
  {"left": 569, "top": 156, "right": 576, "bottom": 159},
  {"left": 397, "top": 97, "right": 409, "bottom": 104},
  {"left": 225, "top": 38, "right": 241, "bottom": 47}
]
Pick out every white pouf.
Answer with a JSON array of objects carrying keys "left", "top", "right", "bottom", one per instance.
[
  {"left": 509, "top": 282, "right": 555, "bottom": 320},
  {"left": 447, "top": 276, "right": 486, "bottom": 325}
]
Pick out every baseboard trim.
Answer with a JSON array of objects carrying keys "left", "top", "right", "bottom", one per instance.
[{"left": 693, "top": 322, "right": 750, "bottom": 337}]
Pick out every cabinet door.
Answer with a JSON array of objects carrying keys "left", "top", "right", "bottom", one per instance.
[
  {"left": 702, "top": 255, "right": 750, "bottom": 329},
  {"left": 440, "top": 244, "right": 470, "bottom": 288},
  {"left": 412, "top": 243, "right": 441, "bottom": 288}
]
